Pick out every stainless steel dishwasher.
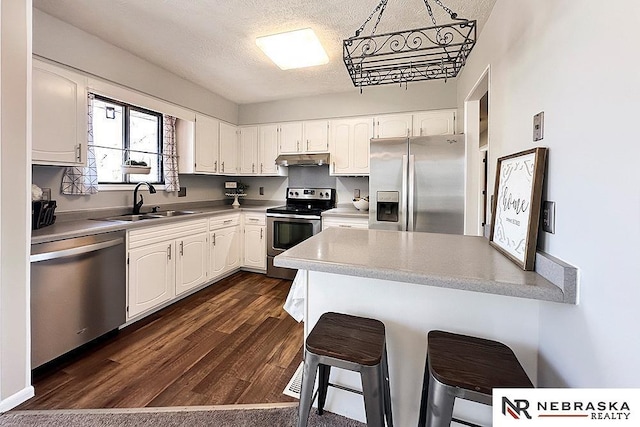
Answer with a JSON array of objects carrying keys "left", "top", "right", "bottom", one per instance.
[{"left": 30, "top": 231, "right": 126, "bottom": 368}]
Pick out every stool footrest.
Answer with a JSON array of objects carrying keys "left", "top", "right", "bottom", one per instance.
[
  {"left": 328, "top": 382, "right": 363, "bottom": 395},
  {"left": 451, "top": 417, "right": 483, "bottom": 427}
]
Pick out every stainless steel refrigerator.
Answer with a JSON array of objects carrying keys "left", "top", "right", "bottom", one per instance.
[{"left": 369, "top": 135, "right": 465, "bottom": 234}]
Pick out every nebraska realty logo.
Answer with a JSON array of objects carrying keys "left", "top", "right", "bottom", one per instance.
[{"left": 493, "top": 389, "right": 639, "bottom": 426}]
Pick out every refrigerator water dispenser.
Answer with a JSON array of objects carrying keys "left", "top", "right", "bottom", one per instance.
[{"left": 376, "top": 191, "right": 399, "bottom": 222}]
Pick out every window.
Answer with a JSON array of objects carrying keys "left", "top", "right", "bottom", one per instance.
[{"left": 92, "top": 95, "right": 164, "bottom": 184}]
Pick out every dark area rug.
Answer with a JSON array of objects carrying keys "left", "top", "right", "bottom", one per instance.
[{"left": 0, "top": 405, "right": 365, "bottom": 427}]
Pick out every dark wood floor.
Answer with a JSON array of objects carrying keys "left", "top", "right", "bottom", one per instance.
[{"left": 18, "top": 271, "right": 303, "bottom": 410}]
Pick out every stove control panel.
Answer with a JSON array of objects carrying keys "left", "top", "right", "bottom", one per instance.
[{"left": 287, "top": 188, "right": 334, "bottom": 200}]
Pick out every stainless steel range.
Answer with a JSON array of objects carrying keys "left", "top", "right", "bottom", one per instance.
[{"left": 266, "top": 187, "right": 335, "bottom": 279}]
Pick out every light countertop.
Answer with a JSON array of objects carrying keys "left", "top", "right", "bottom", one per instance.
[
  {"left": 274, "top": 227, "right": 574, "bottom": 303},
  {"left": 31, "top": 202, "right": 280, "bottom": 245}
]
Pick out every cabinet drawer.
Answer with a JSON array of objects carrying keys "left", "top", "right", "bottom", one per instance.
[
  {"left": 243, "top": 212, "right": 266, "bottom": 226},
  {"left": 322, "top": 216, "right": 369, "bottom": 230},
  {"left": 210, "top": 214, "right": 240, "bottom": 230},
  {"left": 128, "top": 219, "right": 208, "bottom": 249}
]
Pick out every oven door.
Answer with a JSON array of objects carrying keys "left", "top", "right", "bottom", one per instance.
[
  {"left": 266, "top": 214, "right": 322, "bottom": 257},
  {"left": 266, "top": 214, "right": 322, "bottom": 279}
]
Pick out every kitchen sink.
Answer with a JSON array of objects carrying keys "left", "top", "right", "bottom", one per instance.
[
  {"left": 152, "top": 210, "right": 199, "bottom": 217},
  {"left": 97, "top": 210, "right": 199, "bottom": 222},
  {"left": 100, "top": 214, "right": 162, "bottom": 222}
]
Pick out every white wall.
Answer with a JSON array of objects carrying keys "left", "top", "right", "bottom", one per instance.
[
  {"left": 238, "top": 80, "right": 456, "bottom": 124},
  {"left": 0, "top": 0, "right": 34, "bottom": 411},
  {"left": 33, "top": 9, "right": 238, "bottom": 124},
  {"left": 457, "top": 0, "right": 640, "bottom": 387}
]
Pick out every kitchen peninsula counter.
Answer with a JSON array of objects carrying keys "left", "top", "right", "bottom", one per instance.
[
  {"left": 275, "top": 227, "right": 573, "bottom": 304},
  {"left": 274, "top": 227, "right": 577, "bottom": 427}
]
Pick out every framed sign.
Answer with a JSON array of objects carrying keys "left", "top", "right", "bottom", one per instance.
[{"left": 490, "top": 147, "right": 548, "bottom": 270}]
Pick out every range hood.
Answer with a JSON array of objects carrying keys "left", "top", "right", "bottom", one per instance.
[{"left": 275, "top": 153, "right": 330, "bottom": 167}]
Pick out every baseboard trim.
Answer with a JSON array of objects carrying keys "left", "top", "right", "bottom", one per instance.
[
  {"left": 0, "top": 386, "right": 35, "bottom": 413},
  {"left": 9, "top": 402, "right": 298, "bottom": 415}
]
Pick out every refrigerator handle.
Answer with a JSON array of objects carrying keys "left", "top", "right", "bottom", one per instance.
[
  {"left": 402, "top": 154, "right": 409, "bottom": 231},
  {"left": 408, "top": 155, "right": 415, "bottom": 231}
]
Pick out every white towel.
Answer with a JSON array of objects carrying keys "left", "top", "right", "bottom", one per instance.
[{"left": 283, "top": 270, "right": 306, "bottom": 322}]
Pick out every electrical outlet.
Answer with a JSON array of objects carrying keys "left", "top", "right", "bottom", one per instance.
[
  {"left": 354, "top": 189, "right": 360, "bottom": 199},
  {"left": 533, "top": 112, "right": 544, "bottom": 141},
  {"left": 259, "top": 186, "right": 264, "bottom": 195},
  {"left": 542, "top": 201, "right": 555, "bottom": 233}
]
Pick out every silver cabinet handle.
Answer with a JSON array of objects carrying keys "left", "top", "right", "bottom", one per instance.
[
  {"left": 221, "top": 161, "right": 225, "bottom": 172},
  {"left": 30, "top": 238, "right": 123, "bottom": 263},
  {"left": 212, "top": 233, "right": 216, "bottom": 246},
  {"left": 260, "top": 228, "right": 263, "bottom": 240},
  {"left": 339, "top": 225, "right": 353, "bottom": 228},
  {"left": 179, "top": 241, "right": 184, "bottom": 256},
  {"left": 252, "top": 163, "right": 255, "bottom": 173},
  {"left": 223, "top": 219, "right": 233, "bottom": 224},
  {"left": 167, "top": 245, "right": 172, "bottom": 260},
  {"left": 306, "top": 139, "right": 309, "bottom": 150},
  {"left": 214, "top": 160, "right": 218, "bottom": 172},
  {"left": 249, "top": 218, "right": 259, "bottom": 222},
  {"left": 297, "top": 141, "right": 300, "bottom": 151},
  {"left": 76, "top": 143, "right": 82, "bottom": 162}
]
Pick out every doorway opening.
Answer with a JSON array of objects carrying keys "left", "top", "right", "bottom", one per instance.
[{"left": 464, "top": 66, "right": 490, "bottom": 237}]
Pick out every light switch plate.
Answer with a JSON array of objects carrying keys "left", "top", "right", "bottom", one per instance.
[
  {"left": 533, "top": 111, "right": 544, "bottom": 141},
  {"left": 542, "top": 201, "right": 555, "bottom": 233}
]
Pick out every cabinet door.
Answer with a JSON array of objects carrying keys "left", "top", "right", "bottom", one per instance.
[
  {"left": 226, "top": 226, "right": 242, "bottom": 271},
  {"left": 219, "top": 122, "right": 238, "bottom": 174},
  {"left": 210, "top": 226, "right": 241, "bottom": 277},
  {"left": 175, "top": 233, "right": 209, "bottom": 296},
  {"left": 258, "top": 124, "right": 279, "bottom": 175},
  {"left": 194, "top": 114, "right": 220, "bottom": 173},
  {"left": 243, "top": 225, "right": 266, "bottom": 269},
  {"left": 413, "top": 110, "right": 456, "bottom": 136},
  {"left": 375, "top": 114, "right": 412, "bottom": 138},
  {"left": 329, "top": 120, "right": 351, "bottom": 175},
  {"left": 304, "top": 120, "right": 329, "bottom": 152},
  {"left": 279, "top": 122, "right": 303, "bottom": 153},
  {"left": 239, "top": 126, "right": 258, "bottom": 174},
  {"left": 329, "top": 118, "right": 372, "bottom": 176},
  {"left": 352, "top": 119, "right": 373, "bottom": 174},
  {"left": 128, "top": 241, "right": 174, "bottom": 318},
  {"left": 32, "top": 60, "right": 87, "bottom": 166}
]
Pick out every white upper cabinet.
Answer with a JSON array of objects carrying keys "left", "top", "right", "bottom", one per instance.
[
  {"left": 303, "top": 120, "right": 329, "bottom": 152},
  {"left": 239, "top": 126, "right": 258, "bottom": 174},
  {"left": 194, "top": 113, "right": 220, "bottom": 173},
  {"left": 258, "top": 124, "right": 280, "bottom": 175},
  {"left": 279, "top": 122, "right": 303, "bottom": 154},
  {"left": 219, "top": 122, "right": 238, "bottom": 175},
  {"left": 32, "top": 60, "right": 88, "bottom": 166},
  {"left": 329, "top": 117, "right": 373, "bottom": 176},
  {"left": 279, "top": 120, "right": 329, "bottom": 153},
  {"left": 374, "top": 114, "right": 412, "bottom": 138},
  {"left": 412, "top": 110, "right": 456, "bottom": 136}
]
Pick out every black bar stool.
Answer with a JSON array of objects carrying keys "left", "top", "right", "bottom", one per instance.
[
  {"left": 298, "top": 312, "right": 393, "bottom": 427},
  {"left": 418, "top": 330, "right": 533, "bottom": 427}
]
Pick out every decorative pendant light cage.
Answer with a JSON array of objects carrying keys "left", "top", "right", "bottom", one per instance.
[{"left": 343, "top": 0, "right": 476, "bottom": 89}]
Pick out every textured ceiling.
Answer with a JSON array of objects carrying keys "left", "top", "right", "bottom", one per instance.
[{"left": 33, "top": 0, "right": 497, "bottom": 105}]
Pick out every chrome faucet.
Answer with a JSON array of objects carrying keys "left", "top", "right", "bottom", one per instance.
[{"left": 132, "top": 182, "right": 157, "bottom": 214}]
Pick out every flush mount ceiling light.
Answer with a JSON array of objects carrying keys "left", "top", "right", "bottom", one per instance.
[
  {"left": 343, "top": 0, "right": 476, "bottom": 90},
  {"left": 256, "top": 28, "right": 329, "bottom": 70}
]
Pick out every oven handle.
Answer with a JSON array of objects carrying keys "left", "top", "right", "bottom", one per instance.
[{"left": 266, "top": 213, "right": 321, "bottom": 220}]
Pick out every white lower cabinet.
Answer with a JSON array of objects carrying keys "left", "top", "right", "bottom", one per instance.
[
  {"left": 175, "top": 232, "right": 209, "bottom": 296},
  {"left": 243, "top": 213, "right": 266, "bottom": 270},
  {"left": 210, "top": 214, "right": 241, "bottom": 278},
  {"left": 126, "top": 212, "right": 268, "bottom": 322},
  {"left": 128, "top": 240, "right": 175, "bottom": 319},
  {"left": 127, "top": 219, "right": 209, "bottom": 319}
]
